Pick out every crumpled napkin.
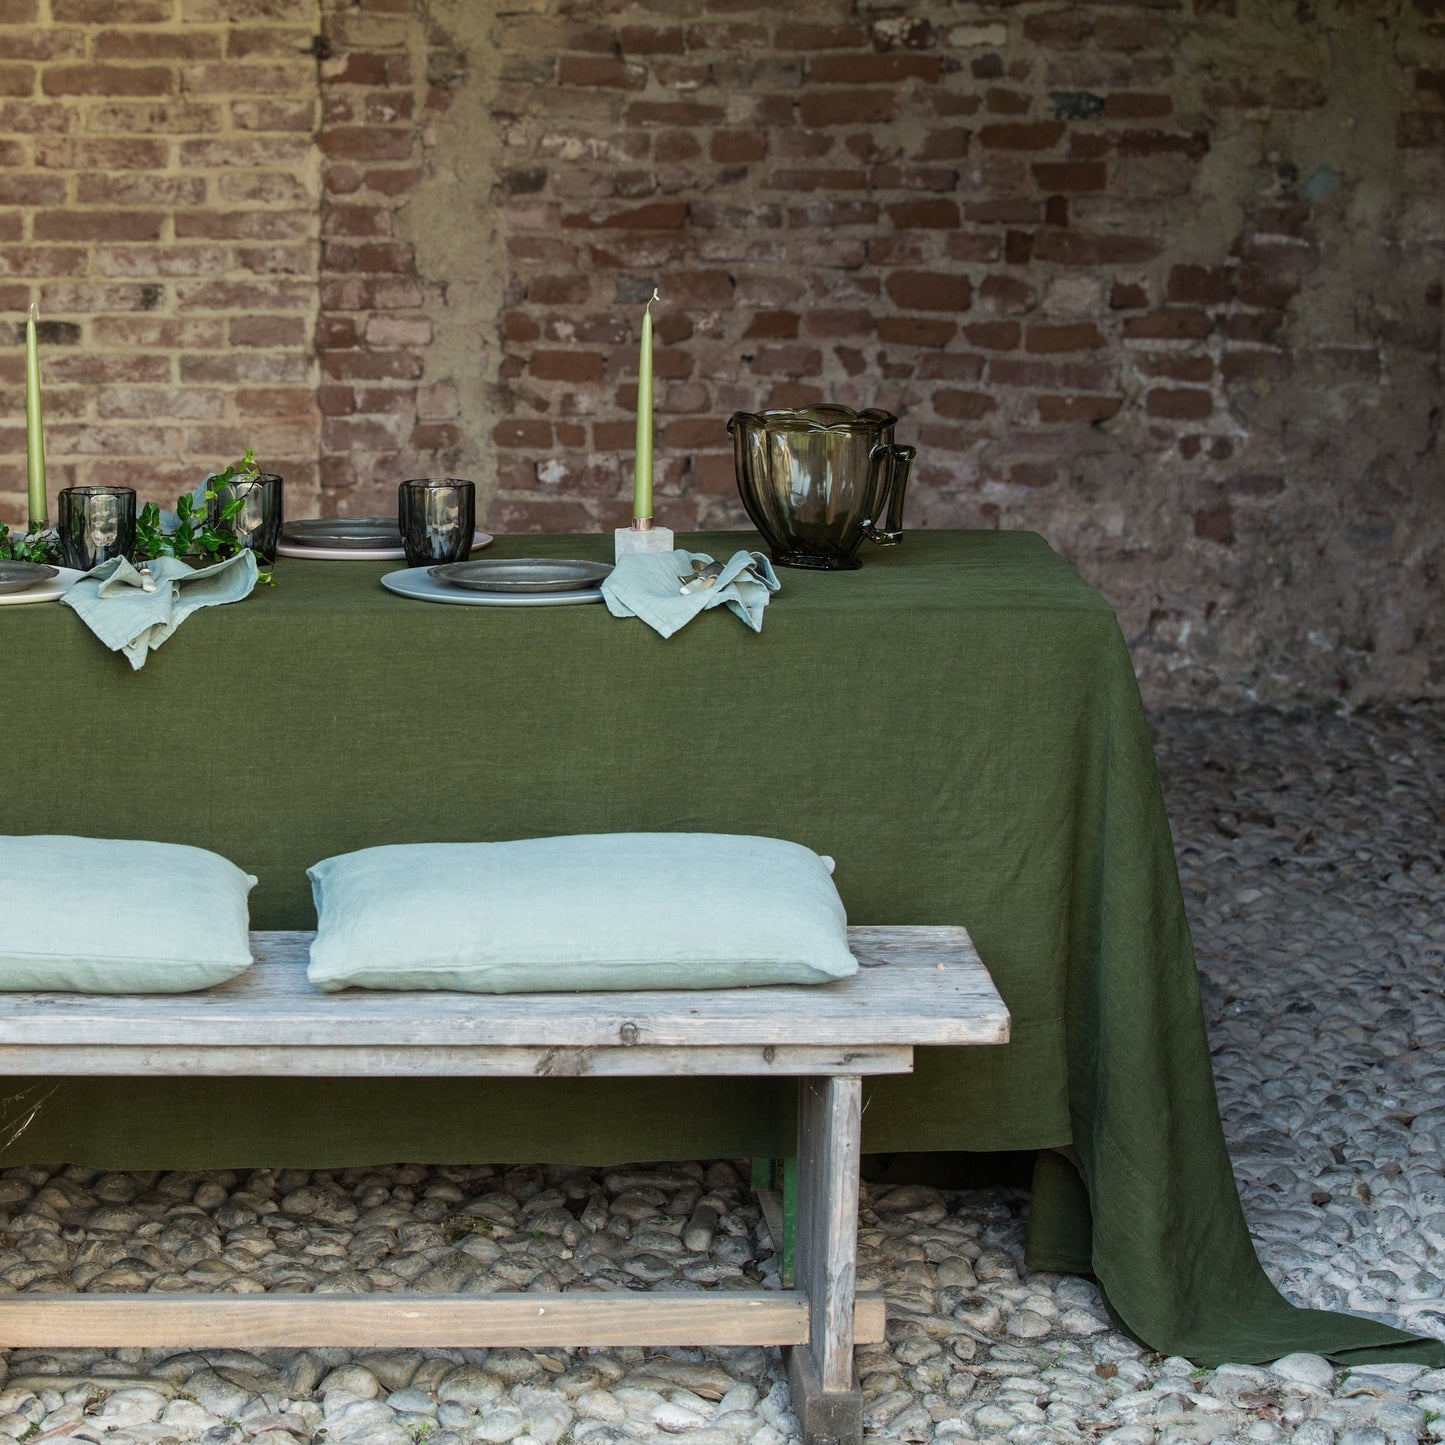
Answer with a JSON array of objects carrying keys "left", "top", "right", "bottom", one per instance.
[
  {"left": 61, "top": 551, "right": 258, "bottom": 670},
  {"left": 602, "top": 548, "right": 780, "bottom": 639}
]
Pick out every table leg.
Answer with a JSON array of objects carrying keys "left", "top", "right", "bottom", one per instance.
[{"left": 787, "top": 1074, "right": 864, "bottom": 1445}]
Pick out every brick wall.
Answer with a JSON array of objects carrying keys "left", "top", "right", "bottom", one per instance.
[
  {"left": 2, "top": 0, "right": 1441, "bottom": 706},
  {"left": 0, "top": 0, "right": 322, "bottom": 509}
]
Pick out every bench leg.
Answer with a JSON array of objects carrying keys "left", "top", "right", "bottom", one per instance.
[{"left": 787, "top": 1074, "right": 863, "bottom": 1445}]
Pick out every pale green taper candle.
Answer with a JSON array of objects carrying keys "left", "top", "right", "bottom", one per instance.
[
  {"left": 632, "top": 288, "right": 658, "bottom": 525},
  {"left": 25, "top": 301, "right": 46, "bottom": 529}
]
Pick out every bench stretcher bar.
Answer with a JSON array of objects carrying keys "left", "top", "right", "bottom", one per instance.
[{"left": 0, "top": 1290, "right": 887, "bottom": 1351}]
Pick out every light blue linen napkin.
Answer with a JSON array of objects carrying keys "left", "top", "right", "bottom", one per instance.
[
  {"left": 602, "top": 548, "right": 780, "bottom": 639},
  {"left": 61, "top": 551, "right": 258, "bottom": 670}
]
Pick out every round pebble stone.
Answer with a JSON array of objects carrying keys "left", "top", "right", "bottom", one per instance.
[
  {"left": 473, "top": 1406, "right": 528, "bottom": 1442},
  {"left": 321, "top": 1364, "right": 381, "bottom": 1399},
  {"left": 1271, "top": 1354, "right": 1336, "bottom": 1391},
  {"left": 437, "top": 1366, "right": 505, "bottom": 1410}
]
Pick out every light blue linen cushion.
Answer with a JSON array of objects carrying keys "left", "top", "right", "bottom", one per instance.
[
  {"left": 0, "top": 835, "right": 256, "bottom": 993},
  {"left": 306, "top": 833, "right": 857, "bottom": 993}
]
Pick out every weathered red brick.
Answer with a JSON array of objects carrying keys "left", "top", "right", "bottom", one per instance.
[
  {"left": 810, "top": 54, "right": 942, "bottom": 84},
  {"left": 1102, "top": 92, "right": 1173, "bottom": 119},
  {"left": 878, "top": 317, "right": 957, "bottom": 347},
  {"left": 0, "top": 65, "right": 36, "bottom": 98},
  {"left": 986, "top": 88, "right": 1031, "bottom": 116},
  {"left": 1122, "top": 308, "right": 1213, "bottom": 340},
  {"left": 988, "top": 358, "right": 1113, "bottom": 389},
  {"left": 617, "top": 25, "right": 685, "bottom": 55},
  {"left": 1024, "top": 10, "right": 1093, "bottom": 47},
  {"left": 885, "top": 199, "right": 960, "bottom": 229},
  {"left": 230, "top": 388, "right": 314, "bottom": 420},
  {"left": 626, "top": 100, "right": 725, "bottom": 126},
  {"left": 51, "top": 0, "right": 171, "bottom": 20},
  {"left": 1194, "top": 505, "right": 1235, "bottom": 544},
  {"left": 225, "top": 25, "right": 312, "bottom": 60},
  {"left": 1168, "top": 265, "right": 1232, "bottom": 305},
  {"left": 34, "top": 211, "right": 166, "bottom": 242},
  {"left": 229, "top": 315, "right": 307, "bottom": 348},
  {"left": 978, "top": 275, "right": 1038, "bottom": 314},
  {"left": 799, "top": 90, "right": 895, "bottom": 127},
  {"left": 885, "top": 271, "right": 972, "bottom": 312},
  {"left": 747, "top": 344, "right": 821, "bottom": 376},
  {"left": 322, "top": 241, "right": 415, "bottom": 274},
  {"left": 915, "top": 127, "right": 971, "bottom": 162},
  {"left": 802, "top": 309, "right": 874, "bottom": 338},
  {"left": 234, "top": 98, "right": 317, "bottom": 131},
  {"left": 944, "top": 232, "right": 1004, "bottom": 263},
  {"left": 0, "top": 175, "right": 65, "bottom": 205},
  {"left": 43, "top": 65, "right": 174, "bottom": 97},
  {"left": 978, "top": 122, "right": 1065, "bottom": 151},
  {"left": 176, "top": 210, "right": 308, "bottom": 241},
  {"left": 558, "top": 56, "right": 646, "bottom": 90},
  {"left": 35, "top": 136, "right": 166, "bottom": 168},
  {"left": 175, "top": 278, "right": 310, "bottom": 310},
  {"left": 565, "top": 201, "right": 687, "bottom": 231},
  {"left": 530, "top": 350, "right": 606, "bottom": 383},
  {"left": 775, "top": 22, "right": 870, "bottom": 49},
  {"left": 1037, "top": 394, "right": 1123, "bottom": 423},
  {"left": 1027, "top": 323, "right": 1105, "bottom": 353},
  {"left": 934, "top": 390, "right": 996, "bottom": 420},
  {"left": 182, "top": 136, "right": 312, "bottom": 168},
  {"left": 1146, "top": 387, "right": 1213, "bottom": 419},
  {"left": 75, "top": 172, "right": 206, "bottom": 206},
  {"left": 1094, "top": 14, "right": 1170, "bottom": 48},
  {"left": 710, "top": 130, "right": 766, "bottom": 164},
  {"left": 1113, "top": 129, "right": 1209, "bottom": 159},
  {"left": 494, "top": 418, "right": 553, "bottom": 449},
  {"left": 46, "top": 355, "right": 171, "bottom": 383},
  {"left": 964, "top": 199, "right": 1040, "bottom": 225},
  {"left": 1033, "top": 160, "right": 1107, "bottom": 192},
  {"left": 1138, "top": 352, "right": 1214, "bottom": 383},
  {"left": 916, "top": 353, "right": 987, "bottom": 382},
  {"left": 319, "top": 127, "right": 413, "bottom": 161},
  {"left": 739, "top": 311, "right": 797, "bottom": 340}
]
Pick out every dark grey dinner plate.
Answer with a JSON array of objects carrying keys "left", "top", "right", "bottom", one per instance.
[
  {"left": 429, "top": 558, "right": 614, "bottom": 594},
  {"left": 0, "top": 560, "right": 58, "bottom": 595},
  {"left": 281, "top": 517, "right": 401, "bottom": 549}
]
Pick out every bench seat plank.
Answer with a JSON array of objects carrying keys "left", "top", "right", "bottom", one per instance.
[
  {"left": 0, "top": 925, "right": 1010, "bottom": 1060},
  {"left": 0, "top": 1042, "right": 917, "bottom": 1078}
]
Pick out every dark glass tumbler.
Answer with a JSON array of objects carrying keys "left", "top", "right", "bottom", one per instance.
[
  {"left": 57, "top": 486, "right": 137, "bottom": 572},
  {"left": 210, "top": 472, "right": 283, "bottom": 562},
  {"left": 399, "top": 479, "right": 475, "bottom": 567}
]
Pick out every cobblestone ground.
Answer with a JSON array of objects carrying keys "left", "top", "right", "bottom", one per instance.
[{"left": 1, "top": 705, "right": 1441, "bottom": 1444}]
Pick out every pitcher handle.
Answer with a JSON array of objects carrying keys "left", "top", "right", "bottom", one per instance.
[{"left": 859, "top": 443, "right": 915, "bottom": 546}]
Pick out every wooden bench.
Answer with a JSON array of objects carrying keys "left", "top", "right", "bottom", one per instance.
[{"left": 0, "top": 924, "right": 1009, "bottom": 1445}]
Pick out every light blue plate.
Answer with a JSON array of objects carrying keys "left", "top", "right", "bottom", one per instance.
[{"left": 381, "top": 567, "right": 604, "bottom": 607}]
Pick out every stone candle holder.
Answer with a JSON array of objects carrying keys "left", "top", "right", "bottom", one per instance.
[{"left": 614, "top": 522, "right": 675, "bottom": 561}]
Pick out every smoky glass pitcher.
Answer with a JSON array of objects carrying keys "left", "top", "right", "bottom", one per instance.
[{"left": 728, "top": 405, "right": 915, "bottom": 570}]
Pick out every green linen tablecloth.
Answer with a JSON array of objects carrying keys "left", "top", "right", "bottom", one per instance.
[{"left": 2, "top": 529, "right": 1436, "bottom": 1367}]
